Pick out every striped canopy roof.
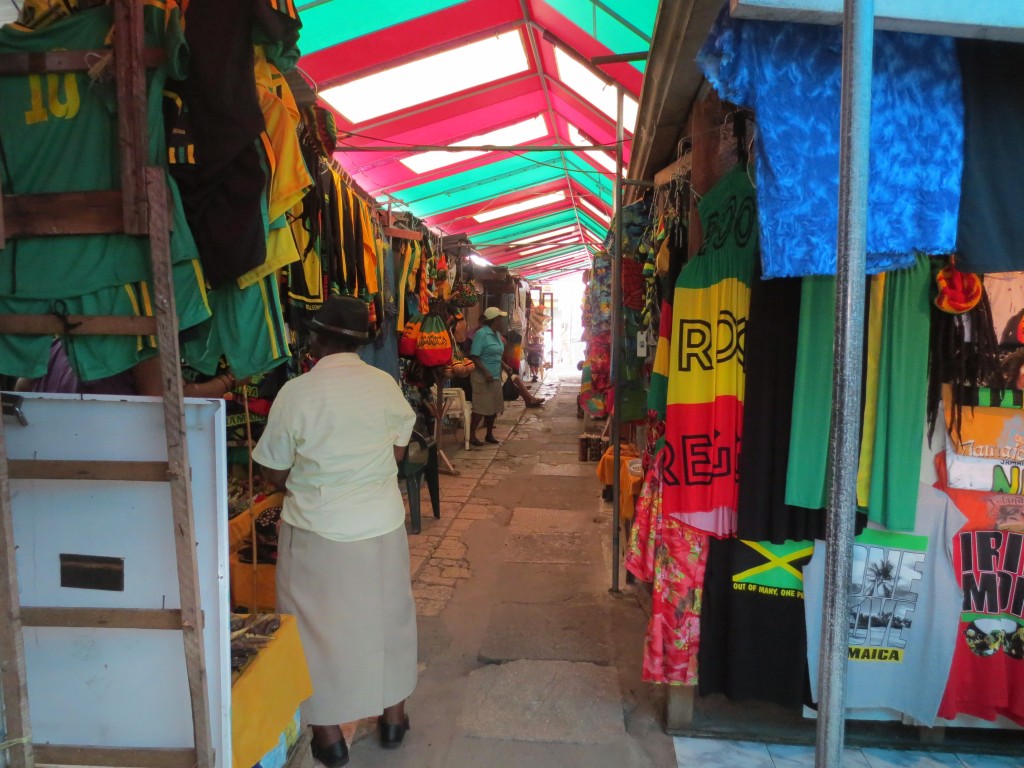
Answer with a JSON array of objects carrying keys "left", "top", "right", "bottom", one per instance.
[{"left": 297, "top": 0, "right": 656, "bottom": 281}]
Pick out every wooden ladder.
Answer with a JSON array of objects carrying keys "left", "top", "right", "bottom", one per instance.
[{"left": 0, "top": 3, "right": 213, "bottom": 768}]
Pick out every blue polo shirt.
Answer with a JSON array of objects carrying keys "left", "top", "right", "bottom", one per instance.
[{"left": 470, "top": 326, "right": 504, "bottom": 378}]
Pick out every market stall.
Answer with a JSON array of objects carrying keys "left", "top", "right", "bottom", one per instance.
[
  {"left": 610, "top": 0, "right": 1024, "bottom": 749},
  {"left": 0, "top": 4, "right": 464, "bottom": 767}
]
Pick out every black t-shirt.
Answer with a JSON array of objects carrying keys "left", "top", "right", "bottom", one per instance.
[{"left": 698, "top": 536, "right": 814, "bottom": 708}]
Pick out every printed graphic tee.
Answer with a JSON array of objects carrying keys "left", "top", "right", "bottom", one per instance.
[
  {"left": 804, "top": 484, "right": 965, "bottom": 725},
  {"left": 936, "top": 455, "right": 1024, "bottom": 725}
]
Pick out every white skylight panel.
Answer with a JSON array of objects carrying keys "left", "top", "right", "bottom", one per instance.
[
  {"left": 507, "top": 224, "right": 581, "bottom": 244},
  {"left": 578, "top": 196, "right": 610, "bottom": 222},
  {"left": 473, "top": 191, "right": 566, "bottom": 223},
  {"left": 516, "top": 237, "right": 579, "bottom": 256},
  {"left": 509, "top": 224, "right": 579, "bottom": 245},
  {"left": 321, "top": 30, "right": 529, "bottom": 123},
  {"left": 399, "top": 114, "right": 548, "bottom": 174},
  {"left": 566, "top": 123, "right": 622, "bottom": 176},
  {"left": 554, "top": 48, "right": 638, "bottom": 130}
]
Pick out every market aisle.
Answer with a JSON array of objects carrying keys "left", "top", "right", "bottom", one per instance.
[{"left": 341, "top": 374, "right": 676, "bottom": 767}]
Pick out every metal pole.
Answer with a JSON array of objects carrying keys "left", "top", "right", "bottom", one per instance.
[
  {"left": 610, "top": 87, "right": 624, "bottom": 594},
  {"left": 816, "top": 0, "right": 873, "bottom": 766}
]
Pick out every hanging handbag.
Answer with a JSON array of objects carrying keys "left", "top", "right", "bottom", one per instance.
[
  {"left": 398, "top": 317, "right": 422, "bottom": 358},
  {"left": 450, "top": 277, "right": 479, "bottom": 308},
  {"left": 415, "top": 313, "right": 453, "bottom": 368}
]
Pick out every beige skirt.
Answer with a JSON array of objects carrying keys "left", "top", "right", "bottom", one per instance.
[
  {"left": 470, "top": 368, "right": 504, "bottom": 417},
  {"left": 276, "top": 523, "right": 418, "bottom": 724}
]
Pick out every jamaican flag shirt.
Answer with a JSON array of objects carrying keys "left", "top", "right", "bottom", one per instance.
[
  {"left": 699, "top": 537, "right": 814, "bottom": 707},
  {"left": 663, "top": 165, "right": 757, "bottom": 537}
]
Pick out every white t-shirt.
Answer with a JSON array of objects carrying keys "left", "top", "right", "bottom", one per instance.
[
  {"left": 253, "top": 353, "right": 416, "bottom": 542},
  {"left": 803, "top": 484, "right": 966, "bottom": 725}
]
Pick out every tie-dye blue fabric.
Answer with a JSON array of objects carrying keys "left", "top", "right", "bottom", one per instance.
[{"left": 698, "top": 10, "right": 963, "bottom": 279}]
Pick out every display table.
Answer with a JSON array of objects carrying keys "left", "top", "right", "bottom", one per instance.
[
  {"left": 232, "top": 615, "right": 313, "bottom": 768},
  {"left": 596, "top": 445, "right": 644, "bottom": 520}
]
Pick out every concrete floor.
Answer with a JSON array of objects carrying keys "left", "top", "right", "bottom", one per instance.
[
  {"left": 344, "top": 373, "right": 678, "bottom": 767},
  {"left": 323, "top": 372, "right": 1024, "bottom": 767}
]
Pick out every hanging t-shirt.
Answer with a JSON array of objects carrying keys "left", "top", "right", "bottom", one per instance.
[
  {"left": 945, "top": 432, "right": 1024, "bottom": 496},
  {"left": 786, "top": 256, "right": 931, "bottom": 531},
  {"left": 646, "top": 300, "right": 673, "bottom": 421},
  {"left": 804, "top": 485, "right": 965, "bottom": 725},
  {"left": 861, "top": 254, "right": 932, "bottom": 531},
  {"left": 663, "top": 166, "right": 757, "bottom": 538},
  {"left": 0, "top": 3, "right": 194, "bottom": 298},
  {"left": 784, "top": 275, "right": 836, "bottom": 510},
  {"left": 699, "top": 537, "right": 814, "bottom": 707},
  {"left": 696, "top": 9, "right": 962, "bottom": 279},
  {"left": 935, "top": 454, "right": 1024, "bottom": 725},
  {"left": 955, "top": 39, "right": 1024, "bottom": 274},
  {"left": 736, "top": 268, "right": 827, "bottom": 543}
]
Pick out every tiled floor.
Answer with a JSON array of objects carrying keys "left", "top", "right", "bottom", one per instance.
[{"left": 674, "top": 737, "right": 1022, "bottom": 768}]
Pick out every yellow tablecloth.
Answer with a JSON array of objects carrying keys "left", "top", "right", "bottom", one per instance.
[
  {"left": 596, "top": 446, "right": 644, "bottom": 520},
  {"left": 232, "top": 614, "right": 312, "bottom": 768}
]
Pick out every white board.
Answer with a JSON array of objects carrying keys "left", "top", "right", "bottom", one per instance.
[{"left": 5, "top": 394, "right": 230, "bottom": 764}]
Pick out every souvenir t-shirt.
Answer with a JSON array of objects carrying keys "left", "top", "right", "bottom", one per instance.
[
  {"left": 935, "top": 455, "right": 1024, "bottom": 725},
  {"left": 699, "top": 537, "right": 814, "bottom": 707},
  {"left": 945, "top": 432, "right": 1024, "bottom": 496},
  {"left": 663, "top": 166, "right": 757, "bottom": 537},
  {"left": 697, "top": 9, "right": 962, "bottom": 279},
  {"left": 804, "top": 485, "right": 965, "bottom": 725}
]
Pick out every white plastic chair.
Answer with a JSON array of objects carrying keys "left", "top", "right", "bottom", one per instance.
[{"left": 442, "top": 387, "right": 472, "bottom": 450}]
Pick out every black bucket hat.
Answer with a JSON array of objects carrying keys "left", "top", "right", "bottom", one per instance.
[{"left": 309, "top": 295, "right": 370, "bottom": 342}]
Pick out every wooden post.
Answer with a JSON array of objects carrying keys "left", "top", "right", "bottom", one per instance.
[
  {"left": 144, "top": 169, "right": 213, "bottom": 768},
  {"left": 0, "top": 412, "right": 34, "bottom": 768},
  {"left": 113, "top": 0, "right": 149, "bottom": 235}
]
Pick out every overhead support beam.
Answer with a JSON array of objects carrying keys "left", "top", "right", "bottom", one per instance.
[
  {"left": 730, "top": 0, "right": 1024, "bottom": 41},
  {"left": 590, "top": 51, "right": 649, "bottom": 65}
]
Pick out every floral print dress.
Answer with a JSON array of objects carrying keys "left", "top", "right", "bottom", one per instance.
[{"left": 626, "top": 451, "right": 709, "bottom": 685}]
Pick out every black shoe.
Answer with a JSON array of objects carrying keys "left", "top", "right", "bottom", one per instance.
[
  {"left": 379, "top": 715, "right": 410, "bottom": 749},
  {"left": 311, "top": 737, "right": 349, "bottom": 767},
  {"left": 484, "top": 434, "right": 500, "bottom": 444}
]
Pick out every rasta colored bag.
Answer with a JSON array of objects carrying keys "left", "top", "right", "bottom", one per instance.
[
  {"left": 450, "top": 277, "right": 479, "bottom": 308},
  {"left": 398, "top": 317, "right": 422, "bottom": 358},
  {"left": 415, "top": 313, "right": 453, "bottom": 367}
]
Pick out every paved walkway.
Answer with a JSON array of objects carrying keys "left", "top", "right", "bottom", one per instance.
[{"left": 344, "top": 373, "right": 676, "bottom": 767}]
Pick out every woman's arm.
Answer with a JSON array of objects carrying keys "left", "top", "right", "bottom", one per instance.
[
  {"left": 468, "top": 354, "right": 495, "bottom": 381},
  {"left": 261, "top": 466, "right": 290, "bottom": 492}
]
